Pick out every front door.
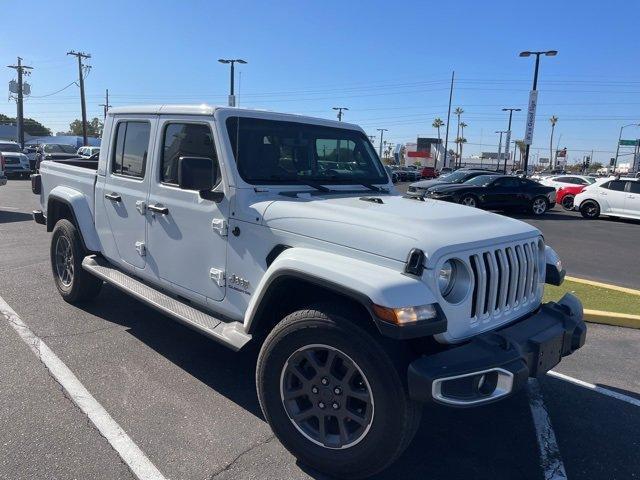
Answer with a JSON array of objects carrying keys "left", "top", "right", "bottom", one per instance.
[
  {"left": 145, "top": 118, "right": 228, "bottom": 302},
  {"left": 598, "top": 180, "right": 627, "bottom": 215},
  {"left": 101, "top": 119, "right": 154, "bottom": 269}
]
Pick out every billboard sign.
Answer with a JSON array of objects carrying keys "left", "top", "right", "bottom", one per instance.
[{"left": 524, "top": 90, "right": 538, "bottom": 145}]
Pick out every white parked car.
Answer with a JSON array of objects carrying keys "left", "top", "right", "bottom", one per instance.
[
  {"left": 31, "top": 104, "right": 586, "bottom": 478},
  {"left": 575, "top": 178, "right": 640, "bottom": 220},
  {"left": 0, "top": 141, "right": 32, "bottom": 178},
  {"left": 77, "top": 146, "right": 100, "bottom": 158},
  {"left": 539, "top": 174, "right": 596, "bottom": 190}
]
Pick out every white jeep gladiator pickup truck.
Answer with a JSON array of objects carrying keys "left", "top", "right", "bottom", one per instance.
[{"left": 31, "top": 104, "right": 586, "bottom": 479}]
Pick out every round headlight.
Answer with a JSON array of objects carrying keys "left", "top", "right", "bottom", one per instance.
[{"left": 438, "top": 260, "right": 456, "bottom": 296}]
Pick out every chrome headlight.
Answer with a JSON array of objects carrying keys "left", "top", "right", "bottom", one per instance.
[{"left": 438, "top": 260, "right": 456, "bottom": 296}]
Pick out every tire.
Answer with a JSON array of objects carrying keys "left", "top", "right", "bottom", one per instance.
[
  {"left": 561, "top": 194, "right": 575, "bottom": 211},
  {"left": 579, "top": 200, "right": 600, "bottom": 219},
  {"left": 50, "top": 219, "right": 102, "bottom": 303},
  {"left": 256, "top": 306, "right": 421, "bottom": 479},
  {"left": 531, "top": 196, "right": 548, "bottom": 215},
  {"left": 460, "top": 194, "right": 478, "bottom": 208}
]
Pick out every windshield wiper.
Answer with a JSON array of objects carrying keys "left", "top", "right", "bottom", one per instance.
[
  {"left": 299, "top": 181, "right": 333, "bottom": 192},
  {"left": 359, "top": 183, "right": 389, "bottom": 193}
]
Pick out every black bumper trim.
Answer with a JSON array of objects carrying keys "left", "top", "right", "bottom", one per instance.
[{"left": 407, "top": 293, "right": 586, "bottom": 406}]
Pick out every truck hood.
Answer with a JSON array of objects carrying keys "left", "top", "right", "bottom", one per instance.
[{"left": 262, "top": 194, "right": 540, "bottom": 267}]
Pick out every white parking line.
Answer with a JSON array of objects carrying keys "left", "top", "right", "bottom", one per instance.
[
  {"left": 528, "top": 379, "right": 568, "bottom": 480},
  {"left": 548, "top": 370, "right": 640, "bottom": 407},
  {"left": 0, "top": 295, "right": 168, "bottom": 480}
]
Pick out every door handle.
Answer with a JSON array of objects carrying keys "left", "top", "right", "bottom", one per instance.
[
  {"left": 148, "top": 204, "right": 169, "bottom": 215},
  {"left": 104, "top": 192, "right": 121, "bottom": 202}
]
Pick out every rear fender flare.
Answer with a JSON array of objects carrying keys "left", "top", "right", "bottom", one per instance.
[{"left": 47, "top": 186, "right": 102, "bottom": 252}]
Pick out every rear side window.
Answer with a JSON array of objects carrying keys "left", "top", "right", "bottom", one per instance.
[
  {"left": 112, "top": 121, "right": 150, "bottom": 178},
  {"left": 604, "top": 180, "right": 625, "bottom": 191},
  {"left": 627, "top": 181, "right": 640, "bottom": 194},
  {"left": 161, "top": 123, "right": 218, "bottom": 185}
]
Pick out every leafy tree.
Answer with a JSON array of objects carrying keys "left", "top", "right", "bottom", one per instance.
[
  {"left": 0, "top": 113, "right": 51, "bottom": 136},
  {"left": 69, "top": 117, "right": 103, "bottom": 137},
  {"left": 549, "top": 116, "right": 558, "bottom": 168}
]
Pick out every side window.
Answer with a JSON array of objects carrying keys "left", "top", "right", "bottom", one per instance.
[
  {"left": 627, "top": 182, "right": 640, "bottom": 194},
  {"left": 605, "top": 180, "right": 625, "bottom": 191},
  {"left": 112, "top": 121, "right": 150, "bottom": 178},
  {"left": 161, "top": 123, "right": 218, "bottom": 185}
]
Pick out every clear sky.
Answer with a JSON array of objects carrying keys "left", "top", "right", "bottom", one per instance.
[{"left": 2, "top": 0, "right": 639, "bottom": 165}]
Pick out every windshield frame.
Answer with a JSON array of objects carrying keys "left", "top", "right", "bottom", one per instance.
[{"left": 224, "top": 115, "right": 389, "bottom": 187}]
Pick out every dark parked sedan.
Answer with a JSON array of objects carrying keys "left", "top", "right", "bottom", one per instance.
[
  {"left": 423, "top": 174, "right": 556, "bottom": 215},
  {"left": 406, "top": 169, "right": 496, "bottom": 198}
]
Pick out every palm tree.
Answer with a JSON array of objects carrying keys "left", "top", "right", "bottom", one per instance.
[
  {"left": 515, "top": 140, "right": 527, "bottom": 170},
  {"left": 549, "top": 116, "right": 558, "bottom": 169},
  {"left": 454, "top": 107, "right": 464, "bottom": 166},
  {"left": 459, "top": 122, "right": 468, "bottom": 164},
  {"left": 432, "top": 118, "right": 445, "bottom": 165}
]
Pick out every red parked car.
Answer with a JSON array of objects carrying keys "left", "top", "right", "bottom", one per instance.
[
  {"left": 556, "top": 184, "right": 585, "bottom": 210},
  {"left": 420, "top": 166, "right": 438, "bottom": 179}
]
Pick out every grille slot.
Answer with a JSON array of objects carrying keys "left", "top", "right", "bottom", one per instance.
[{"left": 466, "top": 240, "right": 542, "bottom": 321}]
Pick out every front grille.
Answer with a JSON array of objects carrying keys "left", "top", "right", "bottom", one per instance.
[
  {"left": 468, "top": 240, "right": 542, "bottom": 320},
  {"left": 4, "top": 157, "right": 19, "bottom": 164}
]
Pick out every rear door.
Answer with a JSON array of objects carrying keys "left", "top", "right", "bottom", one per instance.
[
  {"left": 624, "top": 181, "right": 640, "bottom": 218},
  {"left": 145, "top": 117, "right": 228, "bottom": 302},
  {"left": 101, "top": 118, "right": 155, "bottom": 269}
]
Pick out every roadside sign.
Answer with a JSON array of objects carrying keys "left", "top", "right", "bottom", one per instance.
[
  {"left": 524, "top": 90, "right": 538, "bottom": 145},
  {"left": 539, "top": 157, "right": 549, "bottom": 164},
  {"left": 504, "top": 130, "right": 512, "bottom": 164},
  {"left": 619, "top": 139, "right": 639, "bottom": 146}
]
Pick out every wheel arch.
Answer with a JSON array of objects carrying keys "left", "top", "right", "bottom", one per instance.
[{"left": 46, "top": 187, "right": 102, "bottom": 253}]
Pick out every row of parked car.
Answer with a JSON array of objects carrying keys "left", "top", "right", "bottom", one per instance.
[{"left": 0, "top": 140, "right": 100, "bottom": 181}]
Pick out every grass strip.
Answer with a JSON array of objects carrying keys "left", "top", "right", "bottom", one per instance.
[{"left": 544, "top": 280, "right": 640, "bottom": 316}]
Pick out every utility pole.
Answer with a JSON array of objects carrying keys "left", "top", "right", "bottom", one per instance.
[
  {"left": 443, "top": 71, "right": 454, "bottom": 169},
  {"left": 502, "top": 108, "right": 521, "bottom": 173},
  {"left": 7, "top": 57, "right": 33, "bottom": 149},
  {"left": 332, "top": 107, "right": 349, "bottom": 121},
  {"left": 376, "top": 128, "right": 388, "bottom": 159},
  {"left": 99, "top": 89, "right": 112, "bottom": 119},
  {"left": 67, "top": 51, "right": 91, "bottom": 146}
]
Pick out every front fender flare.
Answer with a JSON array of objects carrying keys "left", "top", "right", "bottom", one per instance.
[
  {"left": 244, "top": 248, "right": 443, "bottom": 338},
  {"left": 47, "top": 186, "right": 102, "bottom": 252}
]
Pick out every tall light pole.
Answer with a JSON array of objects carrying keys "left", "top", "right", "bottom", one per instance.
[
  {"left": 496, "top": 131, "right": 507, "bottom": 171},
  {"left": 376, "top": 128, "right": 388, "bottom": 159},
  {"left": 519, "top": 50, "right": 557, "bottom": 176},
  {"left": 502, "top": 107, "right": 521, "bottom": 173},
  {"left": 218, "top": 58, "right": 247, "bottom": 107},
  {"left": 613, "top": 123, "right": 640, "bottom": 172},
  {"left": 333, "top": 107, "right": 349, "bottom": 121}
]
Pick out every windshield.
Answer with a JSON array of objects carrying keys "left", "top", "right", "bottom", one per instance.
[
  {"left": 465, "top": 175, "right": 500, "bottom": 186},
  {"left": 226, "top": 117, "right": 387, "bottom": 185},
  {"left": 44, "top": 144, "right": 77, "bottom": 154},
  {"left": 585, "top": 177, "right": 596, "bottom": 184},
  {"left": 0, "top": 143, "right": 21, "bottom": 152},
  {"left": 441, "top": 170, "right": 478, "bottom": 183}
]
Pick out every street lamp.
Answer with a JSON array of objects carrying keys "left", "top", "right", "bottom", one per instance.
[
  {"left": 495, "top": 131, "right": 508, "bottom": 171},
  {"left": 218, "top": 58, "right": 247, "bottom": 106},
  {"left": 332, "top": 107, "right": 349, "bottom": 121},
  {"left": 376, "top": 128, "right": 388, "bottom": 159},
  {"left": 519, "top": 50, "right": 557, "bottom": 176},
  {"left": 502, "top": 108, "right": 521, "bottom": 173},
  {"left": 613, "top": 123, "right": 640, "bottom": 172}
]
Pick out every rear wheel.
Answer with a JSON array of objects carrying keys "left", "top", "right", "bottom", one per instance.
[
  {"left": 531, "top": 196, "right": 549, "bottom": 215},
  {"left": 561, "top": 194, "right": 575, "bottom": 211},
  {"left": 460, "top": 195, "right": 478, "bottom": 208},
  {"left": 50, "top": 219, "right": 102, "bottom": 303},
  {"left": 580, "top": 200, "right": 600, "bottom": 219},
  {"left": 257, "top": 306, "right": 421, "bottom": 479}
]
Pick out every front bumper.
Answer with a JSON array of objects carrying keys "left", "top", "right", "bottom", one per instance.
[
  {"left": 0, "top": 175, "right": 6, "bottom": 186},
  {"left": 407, "top": 293, "right": 586, "bottom": 407}
]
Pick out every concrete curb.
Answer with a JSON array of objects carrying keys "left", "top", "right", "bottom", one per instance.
[
  {"left": 566, "top": 276, "right": 640, "bottom": 297},
  {"left": 584, "top": 309, "right": 640, "bottom": 330}
]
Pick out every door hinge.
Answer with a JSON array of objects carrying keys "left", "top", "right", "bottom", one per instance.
[
  {"left": 136, "top": 200, "right": 147, "bottom": 215},
  {"left": 209, "top": 268, "right": 225, "bottom": 287},
  {"left": 135, "top": 241, "right": 146, "bottom": 256},
  {"left": 211, "top": 218, "right": 228, "bottom": 237}
]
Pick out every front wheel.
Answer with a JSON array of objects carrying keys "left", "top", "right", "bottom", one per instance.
[
  {"left": 531, "top": 196, "right": 549, "bottom": 215},
  {"left": 50, "top": 219, "right": 102, "bottom": 303},
  {"left": 257, "top": 306, "right": 421, "bottom": 479},
  {"left": 580, "top": 200, "right": 600, "bottom": 219},
  {"left": 460, "top": 194, "right": 478, "bottom": 208}
]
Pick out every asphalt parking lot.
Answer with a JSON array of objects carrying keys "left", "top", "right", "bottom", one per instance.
[{"left": 1, "top": 179, "right": 639, "bottom": 480}]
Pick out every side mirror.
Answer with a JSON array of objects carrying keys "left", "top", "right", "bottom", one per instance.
[{"left": 177, "top": 156, "right": 223, "bottom": 202}]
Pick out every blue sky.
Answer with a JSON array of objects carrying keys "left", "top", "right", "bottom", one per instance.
[{"left": 2, "top": 0, "right": 639, "bottom": 164}]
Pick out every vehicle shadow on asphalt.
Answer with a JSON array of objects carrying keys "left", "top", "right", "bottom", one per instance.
[{"left": 0, "top": 210, "right": 33, "bottom": 224}]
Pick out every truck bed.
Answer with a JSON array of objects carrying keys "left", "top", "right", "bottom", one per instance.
[{"left": 39, "top": 161, "right": 97, "bottom": 218}]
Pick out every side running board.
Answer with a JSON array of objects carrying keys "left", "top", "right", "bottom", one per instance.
[{"left": 82, "top": 255, "right": 251, "bottom": 351}]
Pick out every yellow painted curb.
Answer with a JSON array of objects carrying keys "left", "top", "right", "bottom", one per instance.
[
  {"left": 584, "top": 309, "right": 640, "bottom": 329},
  {"left": 566, "top": 276, "right": 640, "bottom": 297}
]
